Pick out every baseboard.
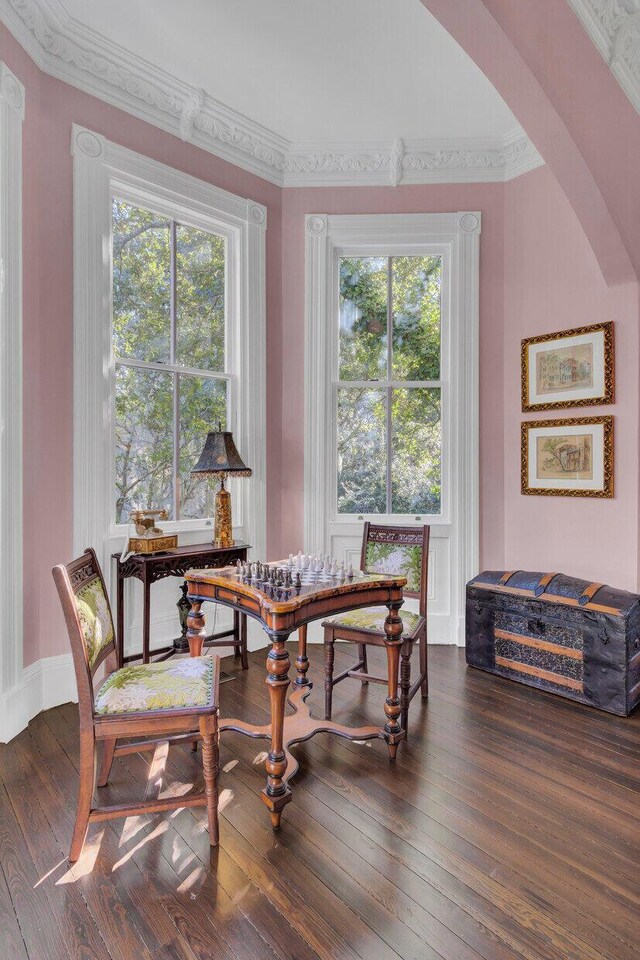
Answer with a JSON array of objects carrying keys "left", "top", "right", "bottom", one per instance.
[{"left": 0, "top": 653, "right": 78, "bottom": 744}]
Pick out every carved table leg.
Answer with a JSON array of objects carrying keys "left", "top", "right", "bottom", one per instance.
[
  {"left": 400, "top": 639, "right": 412, "bottom": 735},
  {"left": 187, "top": 600, "right": 206, "bottom": 658},
  {"left": 383, "top": 602, "right": 405, "bottom": 760},
  {"left": 142, "top": 570, "right": 151, "bottom": 664},
  {"left": 116, "top": 568, "right": 125, "bottom": 668},
  {"left": 324, "top": 633, "right": 335, "bottom": 720},
  {"left": 295, "top": 625, "right": 310, "bottom": 688},
  {"left": 261, "top": 630, "right": 292, "bottom": 829},
  {"left": 240, "top": 613, "right": 249, "bottom": 670}
]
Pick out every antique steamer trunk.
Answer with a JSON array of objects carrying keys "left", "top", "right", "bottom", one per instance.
[{"left": 466, "top": 571, "right": 640, "bottom": 716}]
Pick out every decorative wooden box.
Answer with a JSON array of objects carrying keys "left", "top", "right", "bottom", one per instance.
[{"left": 466, "top": 571, "right": 640, "bottom": 716}]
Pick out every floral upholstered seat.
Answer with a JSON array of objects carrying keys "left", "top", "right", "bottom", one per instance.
[
  {"left": 324, "top": 606, "right": 421, "bottom": 638},
  {"left": 94, "top": 657, "right": 215, "bottom": 716}
]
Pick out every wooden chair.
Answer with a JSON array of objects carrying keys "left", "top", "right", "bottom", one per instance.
[
  {"left": 322, "top": 523, "right": 430, "bottom": 731},
  {"left": 53, "top": 548, "right": 220, "bottom": 863}
]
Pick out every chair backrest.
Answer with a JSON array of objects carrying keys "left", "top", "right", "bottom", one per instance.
[
  {"left": 52, "top": 548, "right": 118, "bottom": 719},
  {"left": 360, "top": 522, "right": 430, "bottom": 618}
]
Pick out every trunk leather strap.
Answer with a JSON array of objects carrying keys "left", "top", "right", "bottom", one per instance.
[
  {"left": 534, "top": 572, "right": 557, "bottom": 597},
  {"left": 579, "top": 582, "right": 604, "bottom": 606},
  {"left": 499, "top": 571, "right": 516, "bottom": 586}
]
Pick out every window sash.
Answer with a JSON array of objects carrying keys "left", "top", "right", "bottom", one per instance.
[
  {"left": 111, "top": 198, "right": 231, "bottom": 525},
  {"left": 333, "top": 251, "right": 447, "bottom": 521},
  {"left": 109, "top": 188, "right": 243, "bottom": 534}
]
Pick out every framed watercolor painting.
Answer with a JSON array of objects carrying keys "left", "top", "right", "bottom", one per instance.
[
  {"left": 521, "top": 416, "right": 613, "bottom": 498},
  {"left": 521, "top": 321, "right": 614, "bottom": 412}
]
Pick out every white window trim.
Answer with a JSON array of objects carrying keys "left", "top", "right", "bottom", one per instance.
[
  {"left": 72, "top": 125, "right": 266, "bottom": 574},
  {"left": 304, "top": 212, "right": 480, "bottom": 641},
  {"left": 0, "top": 63, "right": 24, "bottom": 719}
]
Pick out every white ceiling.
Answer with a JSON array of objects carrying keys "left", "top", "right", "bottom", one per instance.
[{"left": 58, "top": 0, "right": 521, "bottom": 144}]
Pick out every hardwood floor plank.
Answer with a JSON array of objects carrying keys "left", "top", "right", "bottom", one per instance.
[
  {"left": 18, "top": 718, "right": 203, "bottom": 960},
  {"left": 229, "top": 647, "right": 639, "bottom": 960},
  {"left": 46, "top": 706, "right": 324, "bottom": 960},
  {"left": 0, "top": 736, "right": 114, "bottom": 960},
  {"left": 39, "top": 707, "right": 270, "bottom": 960},
  {"left": 1, "top": 645, "right": 637, "bottom": 960},
  {"left": 0, "top": 858, "right": 29, "bottom": 960},
  {"left": 218, "top": 733, "right": 517, "bottom": 960},
  {"left": 0, "top": 781, "right": 72, "bottom": 960}
]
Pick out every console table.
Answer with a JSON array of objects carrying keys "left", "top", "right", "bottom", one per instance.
[{"left": 112, "top": 542, "right": 249, "bottom": 666}]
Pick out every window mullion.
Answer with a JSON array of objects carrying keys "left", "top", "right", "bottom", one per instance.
[
  {"left": 170, "top": 220, "right": 179, "bottom": 519},
  {"left": 386, "top": 257, "right": 393, "bottom": 515},
  {"left": 173, "top": 372, "right": 180, "bottom": 521}
]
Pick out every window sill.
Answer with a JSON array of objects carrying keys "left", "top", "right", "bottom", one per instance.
[{"left": 107, "top": 519, "right": 229, "bottom": 545}]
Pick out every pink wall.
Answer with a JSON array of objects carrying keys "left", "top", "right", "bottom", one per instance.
[
  {"left": 3, "top": 6, "right": 640, "bottom": 667},
  {"left": 277, "top": 184, "right": 506, "bottom": 568},
  {"left": 0, "top": 25, "right": 283, "bottom": 667},
  {"left": 504, "top": 166, "right": 639, "bottom": 589}
]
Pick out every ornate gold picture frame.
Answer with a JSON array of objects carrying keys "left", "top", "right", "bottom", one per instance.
[
  {"left": 521, "top": 416, "right": 613, "bottom": 498},
  {"left": 521, "top": 321, "right": 614, "bottom": 412}
]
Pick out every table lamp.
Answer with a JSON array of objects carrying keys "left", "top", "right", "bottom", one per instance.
[{"left": 191, "top": 425, "right": 252, "bottom": 547}]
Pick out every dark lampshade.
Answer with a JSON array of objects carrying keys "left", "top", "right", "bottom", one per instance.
[{"left": 191, "top": 429, "right": 252, "bottom": 478}]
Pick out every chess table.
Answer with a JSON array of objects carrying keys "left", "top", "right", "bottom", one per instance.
[{"left": 185, "top": 560, "right": 407, "bottom": 828}]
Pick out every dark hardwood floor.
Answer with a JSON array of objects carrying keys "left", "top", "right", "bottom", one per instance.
[{"left": 1, "top": 644, "right": 638, "bottom": 960}]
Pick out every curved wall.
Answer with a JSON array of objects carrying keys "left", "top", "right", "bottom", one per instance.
[{"left": 2, "top": 4, "right": 639, "bottom": 672}]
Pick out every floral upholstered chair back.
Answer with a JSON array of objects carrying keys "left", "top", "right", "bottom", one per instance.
[
  {"left": 362, "top": 523, "right": 430, "bottom": 617},
  {"left": 54, "top": 548, "right": 117, "bottom": 682}
]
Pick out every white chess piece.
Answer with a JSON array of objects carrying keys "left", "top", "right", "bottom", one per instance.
[
  {"left": 330, "top": 558, "right": 338, "bottom": 576},
  {"left": 347, "top": 562, "right": 354, "bottom": 578}
]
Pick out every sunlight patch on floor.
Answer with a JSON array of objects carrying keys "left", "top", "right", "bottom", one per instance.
[
  {"left": 34, "top": 858, "right": 67, "bottom": 888},
  {"left": 176, "top": 865, "right": 204, "bottom": 893},
  {"left": 56, "top": 829, "right": 105, "bottom": 883},
  {"left": 119, "top": 814, "right": 152, "bottom": 846},
  {"left": 112, "top": 821, "right": 169, "bottom": 870},
  {"left": 159, "top": 780, "right": 196, "bottom": 799},
  {"left": 253, "top": 751, "right": 268, "bottom": 765}
]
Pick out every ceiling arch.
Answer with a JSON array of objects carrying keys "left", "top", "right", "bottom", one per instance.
[{"left": 419, "top": 0, "right": 639, "bottom": 287}]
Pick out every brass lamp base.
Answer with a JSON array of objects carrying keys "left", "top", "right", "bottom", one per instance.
[{"left": 214, "top": 477, "right": 234, "bottom": 548}]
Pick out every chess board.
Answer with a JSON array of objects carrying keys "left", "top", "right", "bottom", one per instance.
[
  {"left": 232, "top": 552, "right": 359, "bottom": 599},
  {"left": 186, "top": 552, "right": 406, "bottom": 616}
]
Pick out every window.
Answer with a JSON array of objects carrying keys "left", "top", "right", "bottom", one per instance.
[
  {"left": 304, "top": 212, "right": 479, "bottom": 644},
  {"left": 73, "top": 126, "right": 266, "bottom": 565},
  {"left": 336, "top": 255, "right": 442, "bottom": 516},
  {"left": 112, "top": 199, "right": 228, "bottom": 523}
]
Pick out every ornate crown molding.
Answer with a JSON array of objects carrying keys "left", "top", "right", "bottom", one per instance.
[
  {"left": 0, "top": 60, "right": 25, "bottom": 116},
  {"left": 567, "top": 0, "right": 640, "bottom": 112},
  {"left": 0, "top": 0, "right": 288, "bottom": 183},
  {"left": 285, "top": 132, "right": 542, "bottom": 186},
  {"left": 0, "top": 0, "right": 544, "bottom": 186}
]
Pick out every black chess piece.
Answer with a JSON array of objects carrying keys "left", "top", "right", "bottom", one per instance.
[{"left": 295, "top": 572, "right": 302, "bottom": 589}]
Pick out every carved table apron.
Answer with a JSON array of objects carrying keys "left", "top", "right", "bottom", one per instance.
[{"left": 186, "top": 565, "right": 407, "bottom": 829}]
